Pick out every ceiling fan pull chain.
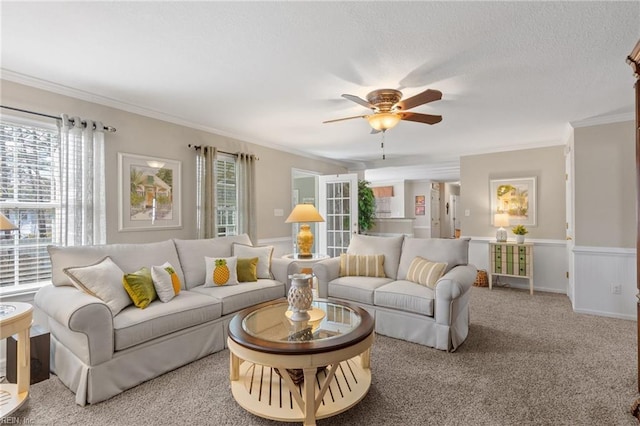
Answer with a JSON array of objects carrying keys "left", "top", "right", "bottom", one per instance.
[{"left": 381, "top": 130, "right": 386, "bottom": 160}]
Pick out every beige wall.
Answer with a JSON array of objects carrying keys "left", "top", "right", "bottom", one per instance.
[
  {"left": 1, "top": 80, "right": 346, "bottom": 243},
  {"left": 460, "top": 146, "right": 566, "bottom": 240},
  {"left": 574, "top": 121, "right": 635, "bottom": 248}
]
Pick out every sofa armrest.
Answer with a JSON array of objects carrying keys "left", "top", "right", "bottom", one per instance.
[
  {"left": 271, "top": 258, "right": 293, "bottom": 285},
  {"left": 34, "top": 284, "right": 114, "bottom": 366},
  {"left": 312, "top": 257, "right": 341, "bottom": 299},
  {"left": 434, "top": 264, "right": 477, "bottom": 325}
]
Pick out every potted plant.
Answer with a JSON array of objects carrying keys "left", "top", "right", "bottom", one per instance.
[
  {"left": 512, "top": 224, "right": 528, "bottom": 244},
  {"left": 358, "top": 180, "right": 376, "bottom": 234}
]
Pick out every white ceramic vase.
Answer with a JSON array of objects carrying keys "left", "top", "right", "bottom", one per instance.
[
  {"left": 287, "top": 273, "right": 314, "bottom": 321},
  {"left": 516, "top": 234, "right": 525, "bottom": 244}
]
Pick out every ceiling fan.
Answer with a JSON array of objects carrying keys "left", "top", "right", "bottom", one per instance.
[{"left": 323, "top": 88, "right": 443, "bottom": 132}]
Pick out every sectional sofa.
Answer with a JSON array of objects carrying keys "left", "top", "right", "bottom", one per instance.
[
  {"left": 313, "top": 234, "right": 476, "bottom": 351},
  {"left": 34, "top": 234, "right": 293, "bottom": 405}
]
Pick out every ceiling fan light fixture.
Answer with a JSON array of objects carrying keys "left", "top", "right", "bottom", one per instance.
[{"left": 367, "top": 112, "right": 401, "bottom": 131}]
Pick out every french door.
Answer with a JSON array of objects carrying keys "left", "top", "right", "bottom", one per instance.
[{"left": 318, "top": 174, "right": 358, "bottom": 257}]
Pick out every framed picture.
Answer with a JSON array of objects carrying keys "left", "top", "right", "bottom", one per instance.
[
  {"left": 118, "top": 152, "right": 182, "bottom": 231},
  {"left": 490, "top": 177, "right": 536, "bottom": 226},
  {"left": 415, "top": 195, "right": 425, "bottom": 216}
]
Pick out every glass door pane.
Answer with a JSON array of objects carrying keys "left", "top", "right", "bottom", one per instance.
[{"left": 318, "top": 174, "right": 358, "bottom": 257}]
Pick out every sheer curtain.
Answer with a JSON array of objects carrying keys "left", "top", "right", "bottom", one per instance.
[
  {"left": 196, "top": 146, "right": 217, "bottom": 239},
  {"left": 237, "top": 153, "right": 257, "bottom": 243},
  {"left": 58, "top": 114, "right": 106, "bottom": 246}
]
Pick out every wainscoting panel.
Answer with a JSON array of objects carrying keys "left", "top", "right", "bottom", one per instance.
[
  {"left": 573, "top": 246, "right": 636, "bottom": 320},
  {"left": 468, "top": 238, "right": 568, "bottom": 294}
]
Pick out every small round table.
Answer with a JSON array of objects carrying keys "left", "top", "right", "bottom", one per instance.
[
  {"left": 0, "top": 302, "right": 33, "bottom": 417},
  {"left": 228, "top": 299, "right": 374, "bottom": 425}
]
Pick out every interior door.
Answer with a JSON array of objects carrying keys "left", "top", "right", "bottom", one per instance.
[
  {"left": 450, "top": 194, "right": 459, "bottom": 238},
  {"left": 430, "top": 187, "right": 440, "bottom": 238},
  {"left": 318, "top": 174, "right": 358, "bottom": 257},
  {"left": 565, "top": 144, "right": 575, "bottom": 301}
]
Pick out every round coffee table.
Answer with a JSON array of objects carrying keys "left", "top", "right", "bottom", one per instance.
[{"left": 228, "top": 299, "right": 374, "bottom": 425}]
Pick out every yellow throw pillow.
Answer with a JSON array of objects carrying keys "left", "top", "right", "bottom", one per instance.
[
  {"left": 339, "top": 254, "right": 386, "bottom": 277},
  {"left": 406, "top": 257, "right": 448, "bottom": 289},
  {"left": 237, "top": 257, "right": 258, "bottom": 282},
  {"left": 123, "top": 267, "right": 157, "bottom": 308}
]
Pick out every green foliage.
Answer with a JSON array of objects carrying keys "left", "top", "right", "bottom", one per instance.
[
  {"left": 358, "top": 180, "right": 376, "bottom": 233},
  {"left": 512, "top": 225, "right": 528, "bottom": 235}
]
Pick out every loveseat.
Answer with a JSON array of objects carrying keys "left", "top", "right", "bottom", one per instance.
[
  {"left": 34, "top": 234, "right": 294, "bottom": 405},
  {"left": 313, "top": 235, "right": 476, "bottom": 351}
]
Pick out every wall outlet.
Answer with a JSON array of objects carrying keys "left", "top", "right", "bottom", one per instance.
[
  {"left": 611, "top": 284, "right": 622, "bottom": 295},
  {"left": 274, "top": 209, "right": 283, "bottom": 217}
]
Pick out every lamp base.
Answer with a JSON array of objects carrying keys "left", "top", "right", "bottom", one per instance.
[
  {"left": 296, "top": 253, "right": 313, "bottom": 259},
  {"left": 496, "top": 227, "right": 508, "bottom": 242},
  {"left": 296, "top": 224, "right": 314, "bottom": 258}
]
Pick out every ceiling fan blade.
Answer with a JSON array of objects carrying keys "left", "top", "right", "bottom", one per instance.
[
  {"left": 395, "top": 89, "right": 442, "bottom": 111},
  {"left": 400, "top": 112, "right": 443, "bottom": 125},
  {"left": 342, "top": 94, "right": 375, "bottom": 109},
  {"left": 323, "top": 115, "right": 367, "bottom": 124}
]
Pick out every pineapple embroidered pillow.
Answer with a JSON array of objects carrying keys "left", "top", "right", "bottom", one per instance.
[
  {"left": 204, "top": 256, "right": 238, "bottom": 287},
  {"left": 151, "top": 261, "right": 182, "bottom": 303}
]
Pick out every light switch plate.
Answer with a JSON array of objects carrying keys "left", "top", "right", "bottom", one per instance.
[{"left": 274, "top": 209, "right": 284, "bottom": 217}]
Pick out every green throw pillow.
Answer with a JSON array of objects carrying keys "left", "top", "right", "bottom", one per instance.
[
  {"left": 237, "top": 257, "right": 258, "bottom": 282},
  {"left": 123, "top": 267, "right": 157, "bottom": 309}
]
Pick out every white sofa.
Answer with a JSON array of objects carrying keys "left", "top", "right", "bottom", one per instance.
[
  {"left": 34, "top": 234, "right": 293, "bottom": 405},
  {"left": 313, "top": 234, "right": 476, "bottom": 352}
]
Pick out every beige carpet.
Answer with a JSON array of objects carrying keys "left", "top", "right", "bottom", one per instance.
[{"left": 10, "top": 287, "right": 639, "bottom": 425}]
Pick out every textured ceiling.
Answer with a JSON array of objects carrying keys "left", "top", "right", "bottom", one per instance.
[{"left": 2, "top": 1, "right": 639, "bottom": 181}]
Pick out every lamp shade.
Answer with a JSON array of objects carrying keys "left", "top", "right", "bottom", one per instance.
[
  {"left": 494, "top": 213, "right": 510, "bottom": 228},
  {"left": 0, "top": 213, "right": 17, "bottom": 231},
  {"left": 285, "top": 204, "right": 325, "bottom": 224},
  {"left": 367, "top": 113, "right": 401, "bottom": 132}
]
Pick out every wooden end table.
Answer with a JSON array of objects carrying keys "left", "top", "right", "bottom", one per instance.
[{"left": 228, "top": 299, "right": 374, "bottom": 426}]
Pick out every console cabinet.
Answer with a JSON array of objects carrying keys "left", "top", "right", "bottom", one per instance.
[{"left": 488, "top": 242, "right": 534, "bottom": 295}]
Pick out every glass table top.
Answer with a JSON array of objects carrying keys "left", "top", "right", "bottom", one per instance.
[{"left": 241, "top": 300, "right": 362, "bottom": 344}]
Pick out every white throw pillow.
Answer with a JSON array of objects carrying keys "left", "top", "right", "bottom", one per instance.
[
  {"left": 204, "top": 256, "right": 238, "bottom": 287},
  {"left": 64, "top": 256, "right": 132, "bottom": 316},
  {"left": 151, "top": 262, "right": 181, "bottom": 303},
  {"left": 232, "top": 244, "right": 274, "bottom": 279}
]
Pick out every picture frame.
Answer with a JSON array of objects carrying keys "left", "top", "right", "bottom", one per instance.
[
  {"left": 489, "top": 177, "right": 536, "bottom": 226},
  {"left": 415, "top": 195, "right": 426, "bottom": 216},
  {"left": 118, "top": 152, "right": 182, "bottom": 231}
]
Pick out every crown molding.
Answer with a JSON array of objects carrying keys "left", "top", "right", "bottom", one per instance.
[
  {"left": 570, "top": 112, "right": 635, "bottom": 128},
  {"left": 1, "top": 69, "right": 353, "bottom": 169}
]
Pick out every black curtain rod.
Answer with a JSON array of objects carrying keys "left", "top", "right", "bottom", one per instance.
[
  {"left": 188, "top": 144, "right": 236, "bottom": 157},
  {"left": 1, "top": 105, "right": 117, "bottom": 133}
]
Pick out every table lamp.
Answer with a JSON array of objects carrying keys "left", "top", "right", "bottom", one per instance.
[
  {"left": 285, "top": 204, "right": 324, "bottom": 258},
  {"left": 494, "top": 213, "right": 509, "bottom": 242}
]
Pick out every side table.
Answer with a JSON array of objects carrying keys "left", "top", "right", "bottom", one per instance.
[
  {"left": 7, "top": 324, "right": 50, "bottom": 385},
  {"left": 283, "top": 254, "right": 329, "bottom": 298},
  {"left": 0, "top": 302, "right": 33, "bottom": 417}
]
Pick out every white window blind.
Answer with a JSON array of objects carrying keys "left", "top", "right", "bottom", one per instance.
[
  {"left": 0, "top": 120, "right": 59, "bottom": 291},
  {"left": 215, "top": 155, "right": 237, "bottom": 237}
]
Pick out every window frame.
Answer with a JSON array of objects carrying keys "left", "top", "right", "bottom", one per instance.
[{"left": 214, "top": 153, "right": 238, "bottom": 237}]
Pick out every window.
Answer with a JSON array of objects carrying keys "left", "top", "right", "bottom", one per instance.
[
  {"left": 215, "top": 154, "right": 237, "bottom": 237},
  {"left": 0, "top": 119, "right": 59, "bottom": 293}
]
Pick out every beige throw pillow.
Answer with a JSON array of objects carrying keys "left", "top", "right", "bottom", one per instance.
[
  {"left": 339, "top": 254, "right": 386, "bottom": 278},
  {"left": 406, "top": 256, "right": 447, "bottom": 288},
  {"left": 64, "top": 256, "right": 132, "bottom": 316},
  {"left": 232, "top": 244, "right": 274, "bottom": 279}
]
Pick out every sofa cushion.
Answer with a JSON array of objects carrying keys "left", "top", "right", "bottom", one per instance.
[
  {"left": 374, "top": 280, "right": 435, "bottom": 317},
  {"left": 328, "top": 276, "right": 394, "bottom": 305},
  {"left": 204, "top": 256, "right": 238, "bottom": 287},
  {"left": 398, "top": 237, "right": 470, "bottom": 279},
  {"left": 49, "top": 240, "right": 185, "bottom": 289},
  {"left": 113, "top": 290, "right": 222, "bottom": 351},
  {"left": 64, "top": 256, "right": 132, "bottom": 316},
  {"left": 347, "top": 234, "right": 404, "bottom": 279},
  {"left": 174, "top": 234, "right": 253, "bottom": 289},
  {"left": 339, "top": 254, "right": 385, "bottom": 277},
  {"left": 232, "top": 243, "right": 274, "bottom": 279},
  {"left": 190, "top": 280, "right": 285, "bottom": 316},
  {"left": 406, "top": 257, "right": 447, "bottom": 289}
]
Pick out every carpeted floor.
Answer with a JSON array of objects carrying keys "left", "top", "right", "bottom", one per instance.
[{"left": 10, "top": 287, "right": 639, "bottom": 425}]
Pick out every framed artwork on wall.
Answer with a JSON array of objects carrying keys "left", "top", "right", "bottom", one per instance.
[
  {"left": 489, "top": 177, "right": 536, "bottom": 226},
  {"left": 415, "top": 195, "right": 426, "bottom": 216},
  {"left": 118, "top": 152, "right": 182, "bottom": 231}
]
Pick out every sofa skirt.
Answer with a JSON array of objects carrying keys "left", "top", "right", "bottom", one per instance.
[{"left": 51, "top": 318, "right": 226, "bottom": 405}]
